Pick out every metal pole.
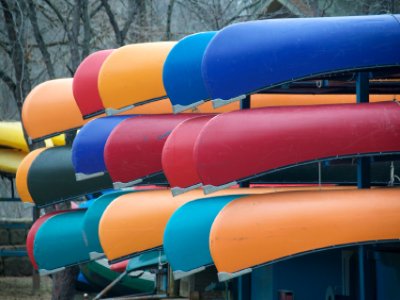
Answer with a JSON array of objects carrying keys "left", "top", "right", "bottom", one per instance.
[{"left": 356, "top": 72, "right": 369, "bottom": 300}]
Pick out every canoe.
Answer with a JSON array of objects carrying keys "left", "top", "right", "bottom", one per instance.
[
  {"left": 0, "top": 121, "right": 66, "bottom": 151},
  {"left": 0, "top": 149, "right": 26, "bottom": 175},
  {"left": 24, "top": 146, "right": 113, "bottom": 207},
  {"left": 162, "top": 115, "right": 215, "bottom": 195},
  {"left": 72, "top": 116, "right": 134, "bottom": 180},
  {"left": 82, "top": 191, "right": 134, "bottom": 260},
  {"left": 73, "top": 49, "right": 114, "bottom": 119},
  {"left": 104, "top": 114, "right": 201, "bottom": 189},
  {"left": 26, "top": 210, "right": 69, "bottom": 270},
  {"left": 22, "top": 78, "right": 86, "bottom": 141},
  {"left": 164, "top": 186, "right": 355, "bottom": 279},
  {"left": 99, "top": 188, "right": 279, "bottom": 262},
  {"left": 195, "top": 102, "right": 400, "bottom": 193},
  {"left": 16, "top": 148, "right": 46, "bottom": 203},
  {"left": 251, "top": 94, "right": 398, "bottom": 108},
  {"left": 0, "top": 122, "right": 29, "bottom": 152},
  {"left": 202, "top": 15, "right": 400, "bottom": 105},
  {"left": 98, "top": 42, "right": 176, "bottom": 115},
  {"left": 34, "top": 209, "right": 90, "bottom": 274},
  {"left": 209, "top": 188, "right": 400, "bottom": 281},
  {"left": 80, "top": 259, "right": 155, "bottom": 295},
  {"left": 163, "top": 32, "right": 216, "bottom": 113}
]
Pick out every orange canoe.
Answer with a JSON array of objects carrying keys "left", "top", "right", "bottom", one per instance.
[
  {"left": 98, "top": 42, "right": 176, "bottom": 115},
  {"left": 16, "top": 148, "right": 46, "bottom": 203},
  {"left": 98, "top": 186, "right": 350, "bottom": 262},
  {"left": 99, "top": 188, "right": 274, "bottom": 262},
  {"left": 22, "top": 79, "right": 85, "bottom": 141},
  {"left": 210, "top": 188, "right": 400, "bottom": 281}
]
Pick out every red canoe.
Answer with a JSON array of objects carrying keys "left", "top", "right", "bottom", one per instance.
[
  {"left": 26, "top": 210, "right": 69, "bottom": 270},
  {"left": 73, "top": 50, "right": 114, "bottom": 119},
  {"left": 162, "top": 115, "right": 215, "bottom": 195},
  {"left": 194, "top": 101, "right": 400, "bottom": 193},
  {"left": 105, "top": 114, "right": 202, "bottom": 188}
]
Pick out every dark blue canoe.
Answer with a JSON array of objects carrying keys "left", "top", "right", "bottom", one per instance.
[
  {"left": 72, "top": 116, "right": 134, "bottom": 180},
  {"left": 202, "top": 14, "right": 400, "bottom": 106}
]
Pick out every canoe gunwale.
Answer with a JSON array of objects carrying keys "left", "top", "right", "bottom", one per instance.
[
  {"left": 216, "top": 239, "right": 400, "bottom": 282},
  {"left": 108, "top": 246, "right": 164, "bottom": 266},
  {"left": 201, "top": 151, "right": 400, "bottom": 194},
  {"left": 105, "top": 96, "right": 168, "bottom": 116}
]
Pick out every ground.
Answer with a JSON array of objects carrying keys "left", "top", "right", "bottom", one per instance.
[{"left": 0, "top": 277, "right": 94, "bottom": 300}]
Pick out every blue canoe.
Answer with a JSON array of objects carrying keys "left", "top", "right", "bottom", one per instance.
[
  {"left": 202, "top": 14, "right": 400, "bottom": 106},
  {"left": 82, "top": 191, "right": 133, "bottom": 260},
  {"left": 34, "top": 209, "right": 90, "bottom": 275},
  {"left": 163, "top": 194, "right": 248, "bottom": 279},
  {"left": 163, "top": 32, "right": 216, "bottom": 113},
  {"left": 72, "top": 115, "right": 134, "bottom": 180}
]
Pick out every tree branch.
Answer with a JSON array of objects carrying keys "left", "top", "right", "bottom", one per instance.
[{"left": 27, "top": 0, "right": 55, "bottom": 78}]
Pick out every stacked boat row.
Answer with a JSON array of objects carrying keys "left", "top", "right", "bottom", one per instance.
[
  {"left": 25, "top": 187, "right": 400, "bottom": 281},
  {"left": 21, "top": 15, "right": 400, "bottom": 142},
  {"left": 16, "top": 14, "right": 400, "bottom": 293},
  {"left": 16, "top": 101, "right": 400, "bottom": 207}
]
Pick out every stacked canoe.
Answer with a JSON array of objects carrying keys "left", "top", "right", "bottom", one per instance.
[{"left": 16, "top": 14, "right": 400, "bottom": 297}]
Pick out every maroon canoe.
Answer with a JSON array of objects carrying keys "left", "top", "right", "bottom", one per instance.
[
  {"left": 105, "top": 114, "right": 202, "bottom": 188},
  {"left": 194, "top": 101, "right": 400, "bottom": 193},
  {"left": 162, "top": 115, "right": 215, "bottom": 195},
  {"left": 73, "top": 50, "right": 114, "bottom": 118}
]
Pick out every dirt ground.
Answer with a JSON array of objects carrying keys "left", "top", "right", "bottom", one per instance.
[{"left": 0, "top": 276, "right": 93, "bottom": 300}]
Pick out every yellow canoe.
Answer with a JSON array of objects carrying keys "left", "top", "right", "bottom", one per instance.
[
  {"left": 0, "top": 121, "right": 65, "bottom": 151},
  {"left": 16, "top": 148, "right": 46, "bottom": 203},
  {"left": 98, "top": 42, "right": 176, "bottom": 115},
  {"left": 210, "top": 188, "right": 400, "bottom": 281},
  {"left": 0, "top": 149, "right": 27, "bottom": 174},
  {"left": 98, "top": 186, "right": 350, "bottom": 262},
  {"left": 22, "top": 79, "right": 86, "bottom": 141}
]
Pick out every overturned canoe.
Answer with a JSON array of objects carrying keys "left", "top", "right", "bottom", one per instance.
[
  {"left": 162, "top": 115, "right": 215, "bottom": 195},
  {"left": 72, "top": 116, "right": 134, "bottom": 180},
  {"left": 73, "top": 49, "right": 114, "bottom": 119},
  {"left": 0, "top": 149, "right": 26, "bottom": 175},
  {"left": 163, "top": 186, "right": 354, "bottom": 279},
  {"left": 22, "top": 79, "right": 86, "bottom": 141},
  {"left": 163, "top": 32, "right": 216, "bottom": 113},
  {"left": 104, "top": 114, "right": 200, "bottom": 189},
  {"left": 99, "top": 188, "right": 277, "bottom": 262},
  {"left": 80, "top": 259, "right": 155, "bottom": 295},
  {"left": 16, "top": 148, "right": 46, "bottom": 203},
  {"left": 27, "top": 210, "right": 69, "bottom": 270},
  {"left": 195, "top": 102, "right": 400, "bottom": 193},
  {"left": 82, "top": 191, "right": 134, "bottom": 260},
  {"left": 0, "top": 122, "right": 29, "bottom": 152},
  {"left": 25, "top": 146, "right": 113, "bottom": 207},
  {"left": 210, "top": 188, "right": 400, "bottom": 281},
  {"left": 202, "top": 15, "right": 400, "bottom": 104},
  {"left": 34, "top": 209, "right": 89, "bottom": 274},
  {"left": 98, "top": 42, "right": 176, "bottom": 115}
]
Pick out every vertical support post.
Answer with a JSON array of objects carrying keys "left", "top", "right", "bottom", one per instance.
[
  {"left": 240, "top": 95, "right": 251, "bottom": 188},
  {"left": 356, "top": 72, "right": 370, "bottom": 190},
  {"left": 32, "top": 207, "right": 40, "bottom": 292},
  {"left": 356, "top": 72, "right": 369, "bottom": 300},
  {"left": 238, "top": 94, "right": 252, "bottom": 299}
]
